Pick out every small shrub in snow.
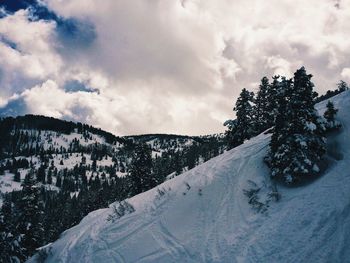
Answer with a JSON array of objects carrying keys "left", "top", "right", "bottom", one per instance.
[
  {"left": 243, "top": 187, "right": 267, "bottom": 213},
  {"left": 155, "top": 187, "right": 171, "bottom": 200},
  {"left": 182, "top": 182, "right": 191, "bottom": 195},
  {"left": 243, "top": 180, "right": 279, "bottom": 213},
  {"left": 107, "top": 201, "right": 135, "bottom": 222},
  {"left": 156, "top": 188, "right": 166, "bottom": 198},
  {"left": 268, "top": 183, "right": 281, "bottom": 201}
]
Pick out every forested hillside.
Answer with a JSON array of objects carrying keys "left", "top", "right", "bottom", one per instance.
[{"left": 0, "top": 115, "right": 225, "bottom": 261}]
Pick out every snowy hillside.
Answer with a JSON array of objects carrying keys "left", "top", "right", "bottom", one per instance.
[
  {"left": 30, "top": 91, "right": 350, "bottom": 262},
  {"left": 0, "top": 128, "right": 126, "bottom": 197}
]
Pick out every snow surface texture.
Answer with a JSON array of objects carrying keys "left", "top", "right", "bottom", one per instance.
[{"left": 30, "top": 92, "right": 350, "bottom": 263}]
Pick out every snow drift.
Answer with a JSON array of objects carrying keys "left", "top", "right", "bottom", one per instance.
[{"left": 31, "top": 91, "right": 350, "bottom": 263}]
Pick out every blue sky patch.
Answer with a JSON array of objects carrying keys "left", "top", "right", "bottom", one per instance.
[
  {"left": 56, "top": 18, "right": 96, "bottom": 49},
  {"left": 0, "top": 96, "right": 28, "bottom": 117},
  {"left": 0, "top": 34, "right": 18, "bottom": 50},
  {"left": 0, "top": 0, "right": 97, "bottom": 54},
  {"left": 64, "top": 80, "right": 99, "bottom": 93}
]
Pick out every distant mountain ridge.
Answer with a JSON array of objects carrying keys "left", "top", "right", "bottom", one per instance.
[{"left": 0, "top": 114, "right": 226, "bottom": 191}]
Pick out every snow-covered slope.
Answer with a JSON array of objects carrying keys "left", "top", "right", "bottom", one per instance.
[{"left": 32, "top": 91, "right": 350, "bottom": 263}]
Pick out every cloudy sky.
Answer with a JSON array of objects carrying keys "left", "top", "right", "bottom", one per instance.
[{"left": 0, "top": 0, "right": 349, "bottom": 135}]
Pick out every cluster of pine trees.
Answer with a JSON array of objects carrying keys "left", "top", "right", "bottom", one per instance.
[
  {"left": 314, "top": 80, "right": 349, "bottom": 103},
  {"left": 126, "top": 139, "right": 224, "bottom": 196},
  {"left": 0, "top": 168, "right": 129, "bottom": 262},
  {"left": 226, "top": 67, "right": 345, "bottom": 183},
  {"left": 224, "top": 75, "right": 283, "bottom": 149}
]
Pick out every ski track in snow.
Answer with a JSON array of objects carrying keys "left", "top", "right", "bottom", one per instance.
[{"left": 28, "top": 91, "right": 350, "bottom": 263}]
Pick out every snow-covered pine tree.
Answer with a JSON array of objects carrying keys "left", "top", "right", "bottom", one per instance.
[
  {"left": 324, "top": 101, "right": 341, "bottom": 131},
  {"left": 225, "top": 88, "right": 255, "bottom": 148},
  {"left": 253, "top": 77, "right": 270, "bottom": 134},
  {"left": 268, "top": 77, "right": 292, "bottom": 157},
  {"left": 224, "top": 119, "right": 238, "bottom": 150},
  {"left": 128, "top": 143, "right": 155, "bottom": 196},
  {"left": 17, "top": 170, "right": 45, "bottom": 259},
  {"left": 268, "top": 67, "right": 326, "bottom": 184},
  {"left": 0, "top": 195, "right": 25, "bottom": 263},
  {"left": 47, "top": 168, "right": 53, "bottom": 184},
  {"left": 265, "top": 75, "right": 281, "bottom": 127}
]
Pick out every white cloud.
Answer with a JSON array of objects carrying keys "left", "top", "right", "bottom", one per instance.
[
  {"left": 1, "top": 0, "right": 350, "bottom": 135},
  {"left": 265, "top": 56, "right": 293, "bottom": 78},
  {"left": 341, "top": 68, "right": 350, "bottom": 81},
  {"left": 23, "top": 80, "right": 71, "bottom": 118},
  {"left": 0, "top": 9, "right": 62, "bottom": 98}
]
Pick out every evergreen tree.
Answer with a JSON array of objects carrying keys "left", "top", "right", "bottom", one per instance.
[
  {"left": 185, "top": 145, "right": 199, "bottom": 170},
  {"left": 253, "top": 77, "right": 271, "bottom": 134},
  {"left": 225, "top": 88, "right": 255, "bottom": 148},
  {"left": 0, "top": 200, "right": 12, "bottom": 263},
  {"left": 119, "top": 162, "right": 125, "bottom": 173},
  {"left": 269, "top": 77, "right": 292, "bottom": 155},
  {"left": 324, "top": 101, "right": 341, "bottom": 130},
  {"left": 56, "top": 174, "right": 62, "bottom": 188},
  {"left": 337, "top": 80, "right": 349, "bottom": 92},
  {"left": 42, "top": 190, "right": 60, "bottom": 243},
  {"left": 37, "top": 165, "right": 46, "bottom": 184},
  {"left": 153, "top": 156, "right": 170, "bottom": 184},
  {"left": 265, "top": 75, "right": 281, "bottom": 126},
  {"left": 91, "top": 159, "right": 97, "bottom": 172},
  {"left": 13, "top": 170, "right": 21, "bottom": 183},
  {"left": 172, "top": 151, "right": 183, "bottom": 175},
  {"left": 128, "top": 143, "right": 154, "bottom": 196},
  {"left": 47, "top": 168, "right": 53, "bottom": 184},
  {"left": 267, "top": 67, "right": 326, "bottom": 183},
  {"left": 324, "top": 101, "right": 337, "bottom": 122},
  {"left": 0, "top": 195, "right": 25, "bottom": 262},
  {"left": 17, "top": 170, "right": 45, "bottom": 258}
]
